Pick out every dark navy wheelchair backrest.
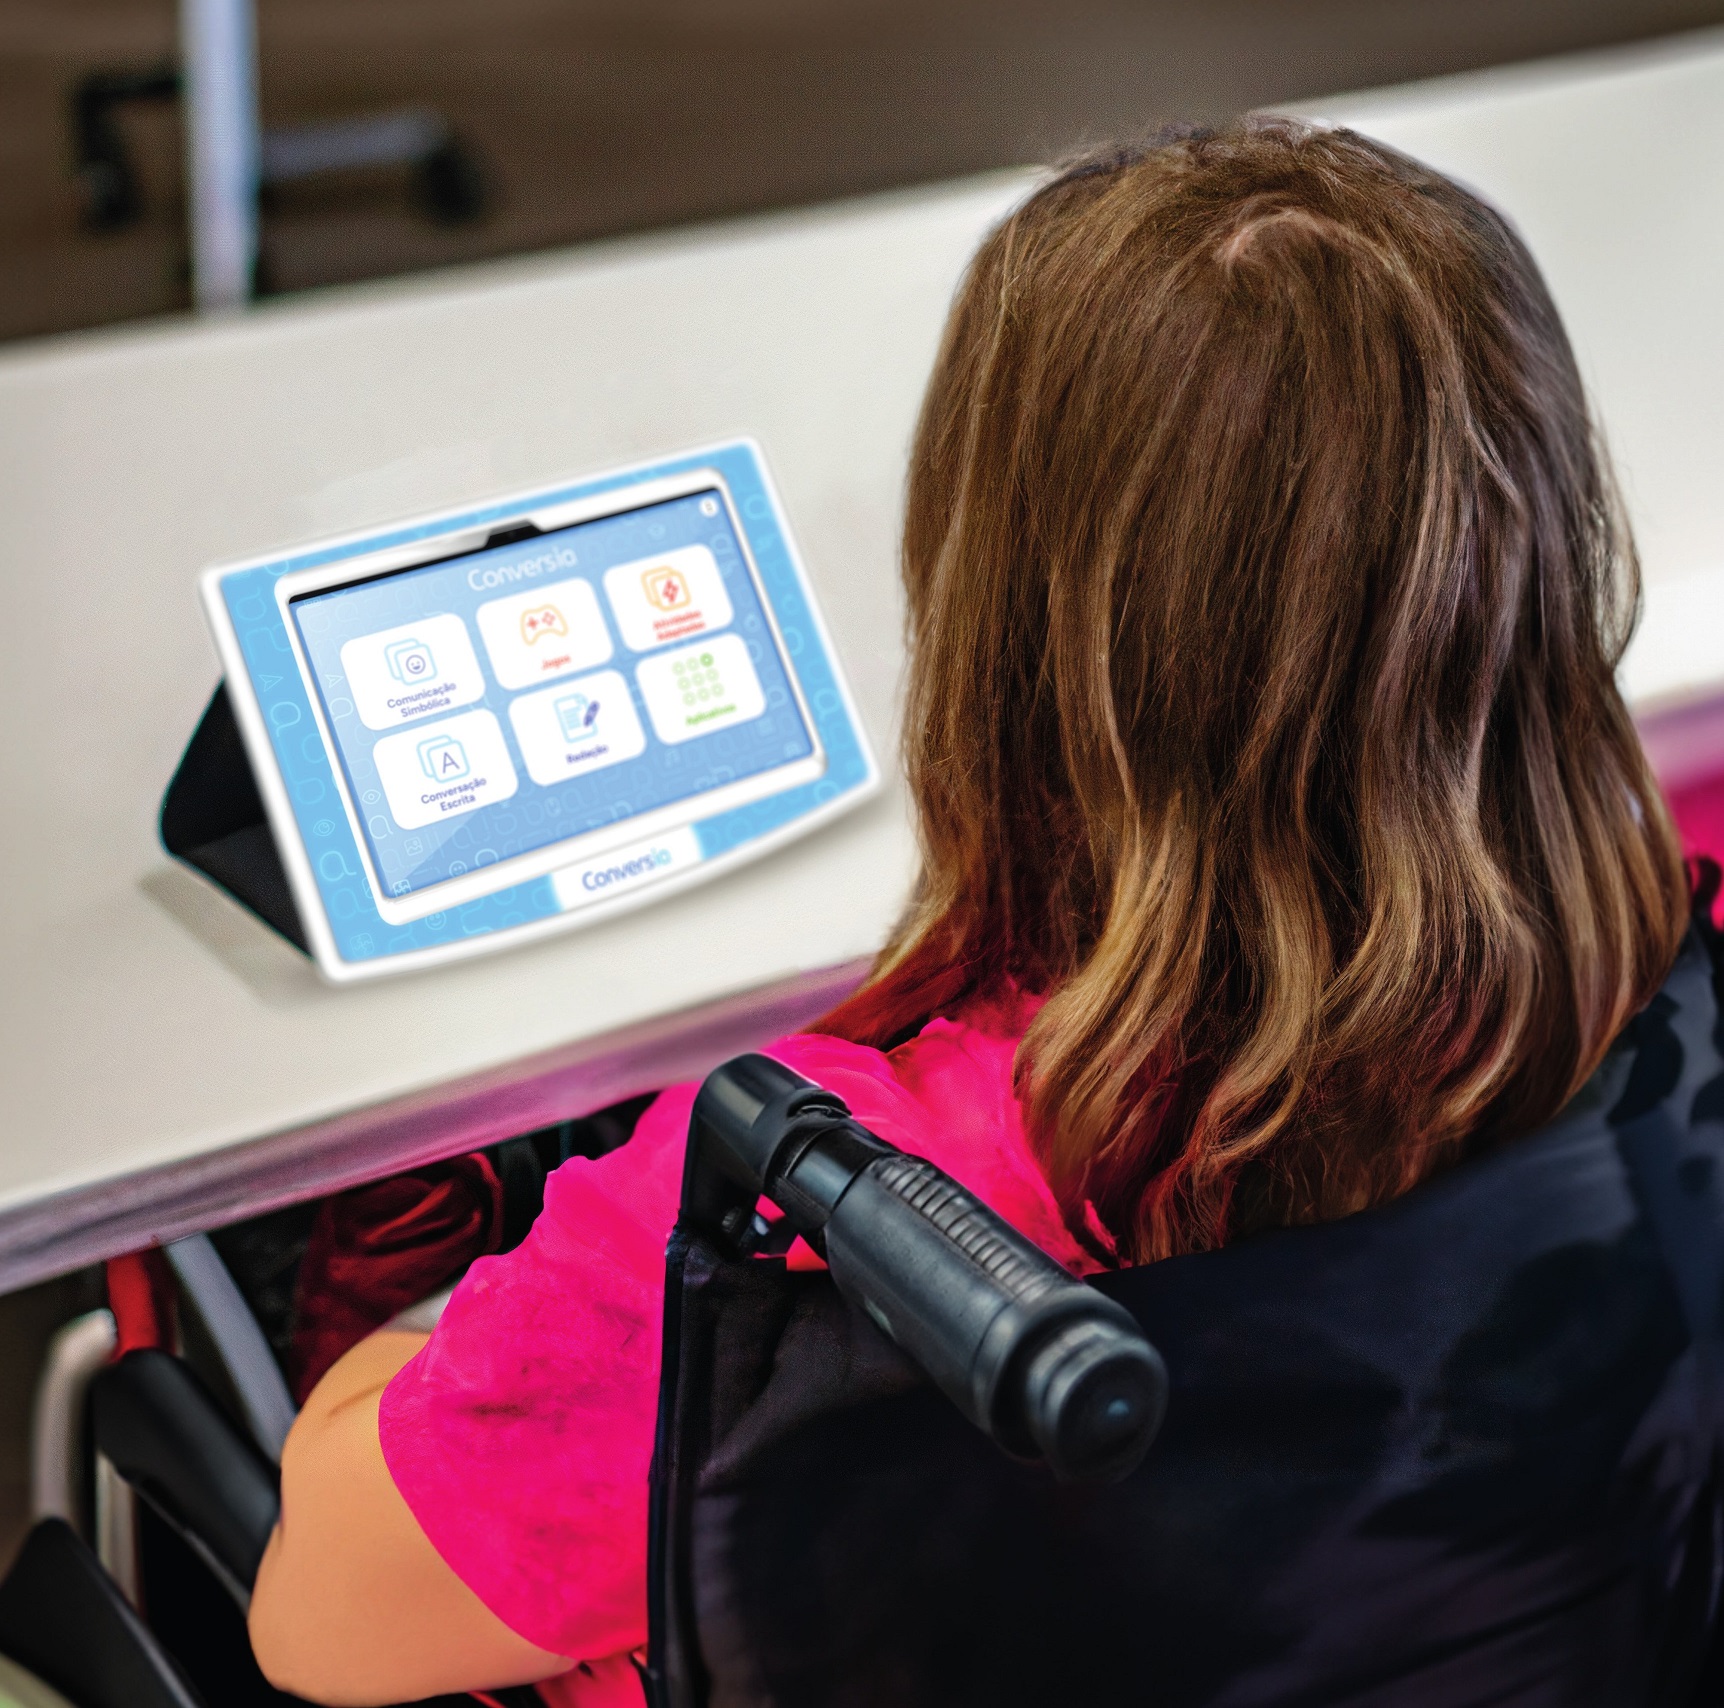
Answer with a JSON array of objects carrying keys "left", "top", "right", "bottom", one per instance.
[
  {"left": 646, "top": 923, "right": 1724, "bottom": 1708},
  {"left": 11, "top": 928, "right": 1722, "bottom": 1708}
]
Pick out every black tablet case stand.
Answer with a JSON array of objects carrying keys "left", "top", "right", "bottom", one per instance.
[
  {"left": 160, "top": 684, "right": 309, "bottom": 953},
  {"left": 163, "top": 524, "right": 557, "bottom": 956}
]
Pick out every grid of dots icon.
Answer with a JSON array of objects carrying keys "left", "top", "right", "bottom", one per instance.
[{"left": 674, "top": 652, "right": 723, "bottom": 704}]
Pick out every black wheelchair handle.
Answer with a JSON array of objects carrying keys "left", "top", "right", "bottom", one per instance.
[{"left": 688, "top": 1054, "right": 1168, "bottom": 1483}]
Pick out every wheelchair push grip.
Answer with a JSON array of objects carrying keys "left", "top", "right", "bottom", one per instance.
[{"left": 688, "top": 1054, "right": 1168, "bottom": 1483}]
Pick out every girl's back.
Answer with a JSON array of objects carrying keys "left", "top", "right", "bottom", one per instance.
[{"left": 249, "top": 120, "right": 1707, "bottom": 1706}]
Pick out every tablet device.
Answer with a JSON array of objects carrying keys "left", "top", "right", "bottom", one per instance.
[{"left": 201, "top": 441, "right": 878, "bottom": 981}]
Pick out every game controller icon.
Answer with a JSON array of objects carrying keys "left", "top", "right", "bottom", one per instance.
[{"left": 519, "top": 605, "right": 569, "bottom": 646}]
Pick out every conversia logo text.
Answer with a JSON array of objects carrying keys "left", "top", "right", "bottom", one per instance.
[
  {"left": 467, "top": 544, "right": 578, "bottom": 591},
  {"left": 581, "top": 846, "right": 675, "bottom": 892}
]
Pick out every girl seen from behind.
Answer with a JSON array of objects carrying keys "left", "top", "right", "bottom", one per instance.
[{"left": 248, "top": 119, "right": 1697, "bottom": 1706}]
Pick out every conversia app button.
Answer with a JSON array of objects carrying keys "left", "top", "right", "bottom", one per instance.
[
  {"left": 339, "top": 612, "right": 486, "bottom": 730},
  {"left": 603, "top": 545, "right": 733, "bottom": 652},
  {"left": 476, "top": 578, "right": 612, "bottom": 690},
  {"left": 635, "top": 633, "right": 765, "bottom": 744},
  {"left": 373, "top": 709, "right": 518, "bottom": 829},
  {"left": 509, "top": 669, "right": 647, "bottom": 786}
]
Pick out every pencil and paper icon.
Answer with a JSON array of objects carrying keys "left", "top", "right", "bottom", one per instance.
[
  {"left": 554, "top": 691, "right": 602, "bottom": 742},
  {"left": 508, "top": 670, "right": 644, "bottom": 785}
]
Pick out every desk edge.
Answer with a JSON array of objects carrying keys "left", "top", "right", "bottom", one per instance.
[{"left": 0, "top": 957, "right": 869, "bottom": 1294}]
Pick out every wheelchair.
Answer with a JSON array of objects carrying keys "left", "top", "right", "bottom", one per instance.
[
  {"left": 7, "top": 1027, "right": 1720, "bottom": 1706},
  {"left": 0, "top": 1057, "right": 1164, "bottom": 1708}
]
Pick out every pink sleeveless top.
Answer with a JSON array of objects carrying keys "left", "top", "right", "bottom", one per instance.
[
  {"left": 383, "top": 775, "right": 1724, "bottom": 1702},
  {"left": 378, "top": 991, "right": 1103, "bottom": 1705}
]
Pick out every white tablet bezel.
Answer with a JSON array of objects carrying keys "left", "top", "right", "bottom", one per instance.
[
  {"left": 271, "top": 467, "right": 824, "bottom": 926},
  {"left": 199, "top": 446, "right": 874, "bottom": 981}
]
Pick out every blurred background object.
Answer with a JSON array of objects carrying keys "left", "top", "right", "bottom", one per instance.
[{"left": 3, "top": 0, "right": 1724, "bottom": 343}]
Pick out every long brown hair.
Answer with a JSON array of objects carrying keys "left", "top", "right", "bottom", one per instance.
[{"left": 822, "top": 119, "right": 1688, "bottom": 1262}]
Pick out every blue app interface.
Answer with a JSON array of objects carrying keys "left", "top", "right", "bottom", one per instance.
[{"left": 290, "top": 488, "right": 817, "bottom": 898}]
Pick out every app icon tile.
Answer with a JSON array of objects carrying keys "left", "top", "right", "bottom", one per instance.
[
  {"left": 635, "top": 633, "right": 765, "bottom": 744},
  {"left": 476, "top": 577, "right": 612, "bottom": 690},
  {"left": 508, "top": 669, "right": 647, "bottom": 786},
  {"left": 603, "top": 545, "right": 733, "bottom": 652},
  {"left": 372, "top": 709, "right": 518, "bottom": 829},
  {"left": 339, "top": 612, "right": 486, "bottom": 730}
]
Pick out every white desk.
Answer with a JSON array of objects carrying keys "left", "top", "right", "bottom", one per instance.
[
  {"left": 4, "top": 33, "right": 1722, "bottom": 1293},
  {"left": 0, "top": 173, "right": 1027, "bottom": 1291}
]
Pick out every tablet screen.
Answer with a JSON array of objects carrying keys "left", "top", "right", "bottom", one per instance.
[{"left": 288, "top": 485, "right": 818, "bottom": 903}]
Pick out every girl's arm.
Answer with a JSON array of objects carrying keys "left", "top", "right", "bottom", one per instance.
[{"left": 248, "top": 1329, "right": 573, "bottom": 1706}]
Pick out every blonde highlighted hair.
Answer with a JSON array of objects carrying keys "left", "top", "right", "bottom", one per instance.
[{"left": 822, "top": 120, "right": 1687, "bottom": 1262}]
